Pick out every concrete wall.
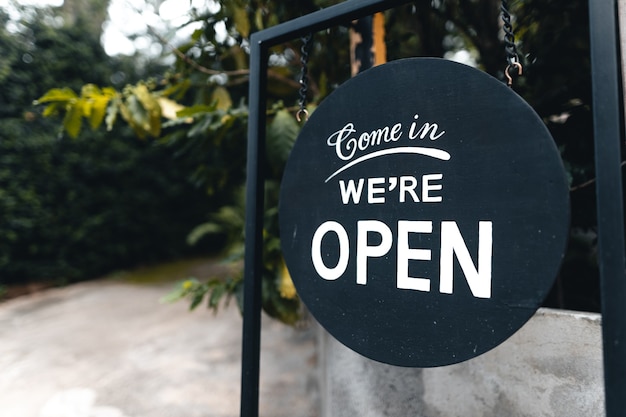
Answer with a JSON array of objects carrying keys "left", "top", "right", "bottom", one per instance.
[{"left": 318, "top": 308, "right": 603, "bottom": 417}]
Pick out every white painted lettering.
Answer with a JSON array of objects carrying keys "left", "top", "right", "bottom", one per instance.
[
  {"left": 339, "top": 179, "right": 365, "bottom": 204},
  {"left": 370, "top": 126, "right": 389, "bottom": 146},
  {"left": 439, "top": 221, "right": 493, "bottom": 298},
  {"left": 311, "top": 221, "right": 350, "bottom": 280},
  {"left": 408, "top": 114, "right": 446, "bottom": 140},
  {"left": 397, "top": 220, "right": 432, "bottom": 291},
  {"left": 356, "top": 220, "right": 393, "bottom": 285},
  {"left": 389, "top": 123, "right": 403, "bottom": 142},
  {"left": 338, "top": 175, "right": 443, "bottom": 205},
  {"left": 358, "top": 132, "right": 370, "bottom": 150},
  {"left": 326, "top": 123, "right": 358, "bottom": 161},
  {"left": 422, "top": 174, "right": 443, "bottom": 202},
  {"left": 311, "top": 220, "right": 493, "bottom": 300},
  {"left": 399, "top": 176, "right": 420, "bottom": 203},
  {"left": 368, "top": 177, "right": 386, "bottom": 204}
]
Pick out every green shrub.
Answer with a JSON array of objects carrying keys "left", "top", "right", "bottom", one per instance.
[
  {"left": 0, "top": 118, "right": 213, "bottom": 285},
  {"left": 0, "top": 6, "right": 213, "bottom": 286}
]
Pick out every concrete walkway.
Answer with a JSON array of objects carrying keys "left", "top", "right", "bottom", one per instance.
[{"left": 0, "top": 265, "right": 320, "bottom": 417}]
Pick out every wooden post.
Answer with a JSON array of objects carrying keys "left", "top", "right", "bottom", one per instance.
[
  {"left": 350, "top": 13, "right": 386, "bottom": 76},
  {"left": 373, "top": 12, "right": 387, "bottom": 66}
]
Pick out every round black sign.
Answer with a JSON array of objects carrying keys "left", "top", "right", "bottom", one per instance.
[{"left": 279, "top": 58, "right": 569, "bottom": 367}]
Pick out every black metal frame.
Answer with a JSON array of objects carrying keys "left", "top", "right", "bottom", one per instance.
[
  {"left": 589, "top": 1, "right": 626, "bottom": 415},
  {"left": 241, "top": 1, "right": 626, "bottom": 416}
]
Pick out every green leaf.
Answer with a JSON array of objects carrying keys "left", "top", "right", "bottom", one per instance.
[
  {"left": 34, "top": 87, "right": 77, "bottom": 104},
  {"left": 255, "top": 8, "right": 264, "bottom": 30},
  {"left": 118, "top": 84, "right": 163, "bottom": 138},
  {"left": 187, "top": 222, "right": 222, "bottom": 246},
  {"left": 89, "top": 95, "right": 110, "bottom": 130},
  {"left": 62, "top": 99, "right": 84, "bottom": 138},
  {"left": 213, "top": 206, "right": 244, "bottom": 229},
  {"left": 191, "top": 28, "right": 203, "bottom": 41},
  {"left": 134, "top": 84, "right": 156, "bottom": 109},
  {"left": 177, "top": 104, "right": 216, "bottom": 118},
  {"left": 120, "top": 96, "right": 147, "bottom": 139},
  {"left": 105, "top": 99, "right": 119, "bottom": 131},
  {"left": 190, "top": 292, "right": 204, "bottom": 310},
  {"left": 233, "top": 5, "right": 250, "bottom": 38},
  {"left": 187, "top": 114, "right": 214, "bottom": 138},
  {"left": 267, "top": 109, "right": 299, "bottom": 167},
  {"left": 134, "top": 84, "right": 161, "bottom": 137},
  {"left": 208, "top": 284, "right": 226, "bottom": 309},
  {"left": 211, "top": 86, "right": 233, "bottom": 111},
  {"left": 42, "top": 102, "right": 64, "bottom": 117},
  {"left": 117, "top": 96, "right": 146, "bottom": 139},
  {"left": 157, "top": 97, "right": 186, "bottom": 121},
  {"left": 102, "top": 87, "right": 117, "bottom": 97},
  {"left": 80, "top": 84, "right": 101, "bottom": 97},
  {"left": 160, "top": 280, "right": 190, "bottom": 303}
]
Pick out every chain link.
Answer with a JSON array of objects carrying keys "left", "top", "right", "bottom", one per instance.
[
  {"left": 501, "top": 0, "right": 523, "bottom": 87},
  {"left": 297, "top": 33, "right": 313, "bottom": 122}
]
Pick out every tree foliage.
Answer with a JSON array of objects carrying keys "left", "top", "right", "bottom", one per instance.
[
  {"left": 37, "top": 0, "right": 609, "bottom": 317},
  {"left": 0, "top": 6, "right": 213, "bottom": 286}
]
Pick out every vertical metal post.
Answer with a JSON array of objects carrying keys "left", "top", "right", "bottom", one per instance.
[
  {"left": 589, "top": 1, "right": 626, "bottom": 415},
  {"left": 240, "top": 35, "right": 268, "bottom": 417},
  {"left": 239, "top": 3, "right": 411, "bottom": 416}
]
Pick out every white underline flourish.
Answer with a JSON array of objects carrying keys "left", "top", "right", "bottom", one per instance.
[{"left": 324, "top": 146, "right": 451, "bottom": 183}]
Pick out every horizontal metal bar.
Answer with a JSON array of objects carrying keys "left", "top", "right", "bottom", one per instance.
[{"left": 251, "top": 0, "right": 412, "bottom": 47}]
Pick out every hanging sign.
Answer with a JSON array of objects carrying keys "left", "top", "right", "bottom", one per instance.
[{"left": 279, "top": 58, "right": 570, "bottom": 367}]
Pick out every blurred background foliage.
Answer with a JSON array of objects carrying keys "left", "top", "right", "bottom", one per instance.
[
  {"left": 3, "top": 0, "right": 614, "bottom": 320},
  {"left": 0, "top": 4, "right": 214, "bottom": 286}
]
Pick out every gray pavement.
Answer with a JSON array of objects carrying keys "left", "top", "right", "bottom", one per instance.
[{"left": 0, "top": 268, "right": 320, "bottom": 417}]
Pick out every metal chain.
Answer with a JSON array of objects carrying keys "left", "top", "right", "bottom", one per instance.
[
  {"left": 501, "top": 0, "right": 523, "bottom": 86},
  {"left": 297, "top": 33, "right": 313, "bottom": 122}
]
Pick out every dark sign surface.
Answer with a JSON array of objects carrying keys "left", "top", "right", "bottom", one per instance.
[{"left": 279, "top": 58, "right": 569, "bottom": 367}]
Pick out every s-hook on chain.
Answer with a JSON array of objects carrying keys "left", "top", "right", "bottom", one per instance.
[
  {"left": 501, "top": 0, "right": 523, "bottom": 87},
  {"left": 297, "top": 33, "right": 313, "bottom": 122}
]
